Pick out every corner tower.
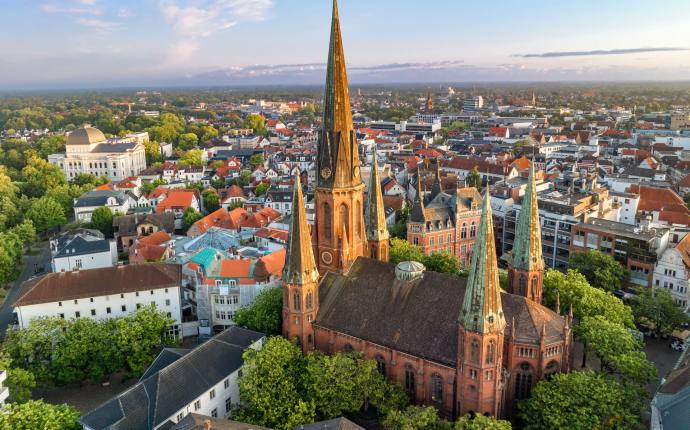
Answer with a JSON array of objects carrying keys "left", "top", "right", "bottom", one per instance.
[
  {"left": 282, "top": 175, "right": 320, "bottom": 352},
  {"left": 508, "top": 162, "right": 544, "bottom": 303},
  {"left": 457, "top": 184, "right": 506, "bottom": 418},
  {"left": 365, "top": 150, "right": 389, "bottom": 261},
  {"left": 314, "top": 0, "right": 366, "bottom": 273}
]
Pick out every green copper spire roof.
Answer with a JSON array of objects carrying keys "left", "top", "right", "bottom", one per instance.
[
  {"left": 317, "top": 0, "right": 361, "bottom": 189},
  {"left": 283, "top": 174, "right": 319, "bottom": 285},
  {"left": 365, "top": 150, "right": 389, "bottom": 242},
  {"left": 459, "top": 185, "right": 506, "bottom": 333},
  {"left": 512, "top": 162, "right": 544, "bottom": 271}
]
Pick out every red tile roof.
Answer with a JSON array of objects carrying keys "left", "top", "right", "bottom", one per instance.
[
  {"left": 156, "top": 191, "right": 196, "bottom": 213},
  {"left": 219, "top": 259, "right": 252, "bottom": 278}
]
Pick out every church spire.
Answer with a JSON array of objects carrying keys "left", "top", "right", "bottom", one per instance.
[
  {"left": 409, "top": 173, "right": 426, "bottom": 223},
  {"left": 365, "top": 150, "right": 388, "bottom": 243},
  {"left": 283, "top": 175, "right": 319, "bottom": 285},
  {"left": 459, "top": 184, "right": 505, "bottom": 333},
  {"left": 317, "top": 0, "right": 360, "bottom": 189},
  {"left": 512, "top": 162, "right": 543, "bottom": 272},
  {"left": 430, "top": 158, "right": 443, "bottom": 200}
]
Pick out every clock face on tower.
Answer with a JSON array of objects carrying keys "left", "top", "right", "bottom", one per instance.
[
  {"left": 353, "top": 166, "right": 360, "bottom": 178},
  {"left": 321, "top": 168, "right": 332, "bottom": 179},
  {"left": 321, "top": 251, "right": 333, "bottom": 265}
]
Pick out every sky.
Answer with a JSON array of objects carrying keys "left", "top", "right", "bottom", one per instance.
[{"left": 2, "top": 0, "right": 690, "bottom": 89}]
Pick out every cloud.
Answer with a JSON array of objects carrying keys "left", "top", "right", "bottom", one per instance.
[
  {"left": 161, "top": 0, "right": 273, "bottom": 61},
  {"left": 117, "top": 7, "right": 131, "bottom": 18},
  {"left": 76, "top": 18, "right": 121, "bottom": 32},
  {"left": 514, "top": 47, "right": 688, "bottom": 58},
  {"left": 40, "top": 3, "right": 103, "bottom": 15}
]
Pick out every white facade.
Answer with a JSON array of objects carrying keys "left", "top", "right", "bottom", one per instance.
[
  {"left": 49, "top": 140, "right": 146, "bottom": 182},
  {"left": 14, "top": 285, "right": 182, "bottom": 330},
  {"left": 653, "top": 248, "right": 690, "bottom": 311},
  {"left": 51, "top": 241, "right": 117, "bottom": 272},
  {"left": 0, "top": 371, "right": 8, "bottom": 408},
  {"left": 610, "top": 192, "right": 640, "bottom": 225},
  {"left": 73, "top": 197, "right": 130, "bottom": 223}
]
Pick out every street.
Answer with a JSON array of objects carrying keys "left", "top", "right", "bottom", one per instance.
[{"left": 0, "top": 241, "right": 51, "bottom": 339}]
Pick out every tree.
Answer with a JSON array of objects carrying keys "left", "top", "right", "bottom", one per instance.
[
  {"left": 0, "top": 352, "right": 36, "bottom": 404},
  {"left": 244, "top": 114, "right": 266, "bottom": 134},
  {"left": 389, "top": 238, "right": 425, "bottom": 266},
  {"left": 423, "top": 251, "right": 462, "bottom": 276},
  {"left": 389, "top": 238, "right": 464, "bottom": 277},
  {"left": 255, "top": 183, "right": 269, "bottom": 196},
  {"left": 90, "top": 206, "right": 114, "bottom": 238},
  {"left": 115, "top": 305, "right": 176, "bottom": 376},
  {"left": 512, "top": 140, "right": 529, "bottom": 156},
  {"left": 182, "top": 207, "right": 203, "bottom": 230},
  {"left": 455, "top": 414, "right": 511, "bottom": 430},
  {"left": 202, "top": 190, "right": 220, "bottom": 213},
  {"left": 466, "top": 166, "right": 481, "bottom": 190},
  {"left": 249, "top": 154, "right": 265, "bottom": 169},
  {"left": 177, "top": 132, "right": 199, "bottom": 151},
  {"left": 631, "top": 287, "right": 690, "bottom": 336},
  {"left": 178, "top": 149, "right": 203, "bottom": 167},
  {"left": 26, "top": 196, "right": 66, "bottom": 233},
  {"left": 0, "top": 400, "right": 80, "bottom": 430},
  {"left": 383, "top": 405, "right": 448, "bottom": 430},
  {"left": 236, "top": 337, "right": 316, "bottom": 430},
  {"left": 569, "top": 250, "right": 629, "bottom": 292},
  {"left": 542, "top": 269, "right": 634, "bottom": 328},
  {"left": 21, "top": 153, "right": 67, "bottom": 197},
  {"left": 233, "top": 287, "right": 282, "bottom": 335},
  {"left": 518, "top": 372, "right": 643, "bottom": 430}
]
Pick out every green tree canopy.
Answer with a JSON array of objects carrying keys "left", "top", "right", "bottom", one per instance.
[
  {"left": 244, "top": 114, "right": 266, "bottom": 134},
  {"left": 466, "top": 166, "right": 482, "bottom": 190},
  {"left": 21, "top": 153, "right": 66, "bottom": 197},
  {"left": 631, "top": 287, "right": 690, "bottom": 336},
  {"left": 178, "top": 148, "right": 203, "bottom": 167},
  {"left": 90, "top": 206, "right": 114, "bottom": 238},
  {"left": 383, "top": 405, "right": 511, "bottom": 430},
  {"left": 518, "top": 372, "right": 643, "bottom": 430},
  {"left": 182, "top": 207, "right": 203, "bottom": 230},
  {"left": 569, "top": 250, "right": 629, "bottom": 292},
  {"left": 233, "top": 287, "right": 282, "bottom": 335},
  {"left": 249, "top": 153, "right": 265, "bottom": 169},
  {"left": 26, "top": 196, "right": 66, "bottom": 233},
  {"left": 0, "top": 400, "right": 80, "bottom": 430},
  {"left": 177, "top": 132, "right": 199, "bottom": 151},
  {"left": 202, "top": 189, "right": 220, "bottom": 213},
  {"left": 255, "top": 183, "right": 269, "bottom": 196},
  {"left": 389, "top": 238, "right": 464, "bottom": 277}
]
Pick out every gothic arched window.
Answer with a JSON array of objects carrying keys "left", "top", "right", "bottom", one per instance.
[
  {"left": 404, "top": 365, "right": 415, "bottom": 395},
  {"left": 470, "top": 339, "right": 480, "bottom": 364},
  {"left": 375, "top": 355, "right": 386, "bottom": 377},
  {"left": 339, "top": 204, "right": 349, "bottom": 239},
  {"left": 355, "top": 201, "right": 361, "bottom": 239},
  {"left": 292, "top": 292, "right": 301, "bottom": 311},
  {"left": 431, "top": 373, "right": 443, "bottom": 403},
  {"left": 461, "top": 223, "right": 467, "bottom": 239},
  {"left": 514, "top": 363, "right": 534, "bottom": 400},
  {"left": 470, "top": 221, "right": 477, "bottom": 238},
  {"left": 324, "top": 203, "right": 332, "bottom": 239},
  {"left": 305, "top": 291, "right": 313, "bottom": 310},
  {"left": 486, "top": 340, "right": 496, "bottom": 365},
  {"left": 531, "top": 277, "right": 539, "bottom": 295},
  {"left": 343, "top": 343, "right": 353, "bottom": 353},
  {"left": 544, "top": 360, "right": 559, "bottom": 379},
  {"left": 519, "top": 276, "right": 527, "bottom": 296}
]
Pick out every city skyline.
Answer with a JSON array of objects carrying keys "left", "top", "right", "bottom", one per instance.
[{"left": 2, "top": 0, "right": 690, "bottom": 89}]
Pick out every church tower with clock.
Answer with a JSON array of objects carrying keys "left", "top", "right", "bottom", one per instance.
[{"left": 313, "top": 0, "right": 366, "bottom": 274}]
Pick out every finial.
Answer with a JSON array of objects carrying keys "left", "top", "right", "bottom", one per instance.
[
  {"left": 541, "top": 319, "right": 547, "bottom": 339},
  {"left": 555, "top": 292, "right": 561, "bottom": 315},
  {"left": 511, "top": 316, "right": 516, "bottom": 337}
]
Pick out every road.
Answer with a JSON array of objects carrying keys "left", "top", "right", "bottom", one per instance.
[{"left": 0, "top": 241, "right": 51, "bottom": 338}]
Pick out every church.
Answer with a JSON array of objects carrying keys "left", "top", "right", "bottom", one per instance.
[{"left": 282, "top": 0, "right": 573, "bottom": 420}]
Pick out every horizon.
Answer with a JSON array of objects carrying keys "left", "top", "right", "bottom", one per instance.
[{"left": 2, "top": 0, "right": 690, "bottom": 90}]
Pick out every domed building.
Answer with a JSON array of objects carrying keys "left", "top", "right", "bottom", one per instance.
[{"left": 48, "top": 126, "right": 147, "bottom": 181}]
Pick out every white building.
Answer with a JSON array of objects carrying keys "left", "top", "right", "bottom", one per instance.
[
  {"left": 463, "top": 95, "right": 484, "bottom": 111},
  {"left": 73, "top": 190, "right": 130, "bottom": 223},
  {"left": 48, "top": 126, "right": 147, "bottom": 181},
  {"left": 78, "top": 327, "right": 265, "bottom": 430},
  {"left": 13, "top": 264, "right": 183, "bottom": 331},
  {"left": 0, "top": 371, "right": 8, "bottom": 408},
  {"left": 653, "top": 234, "right": 690, "bottom": 311},
  {"left": 50, "top": 229, "right": 117, "bottom": 272},
  {"left": 609, "top": 191, "right": 640, "bottom": 225}
]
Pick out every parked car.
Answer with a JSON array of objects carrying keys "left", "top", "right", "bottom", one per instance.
[{"left": 670, "top": 340, "right": 687, "bottom": 351}]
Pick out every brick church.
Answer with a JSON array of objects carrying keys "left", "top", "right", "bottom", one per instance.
[{"left": 282, "top": 0, "right": 573, "bottom": 420}]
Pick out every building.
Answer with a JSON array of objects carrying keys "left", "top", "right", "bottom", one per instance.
[
  {"left": 651, "top": 346, "right": 690, "bottom": 429},
  {"left": 48, "top": 126, "right": 147, "bottom": 181},
  {"left": 407, "top": 164, "right": 483, "bottom": 266},
  {"left": 78, "top": 327, "right": 265, "bottom": 430},
  {"left": 653, "top": 233, "right": 690, "bottom": 310},
  {"left": 281, "top": 2, "right": 573, "bottom": 420},
  {"left": 73, "top": 189, "right": 130, "bottom": 223},
  {"left": 50, "top": 229, "right": 117, "bottom": 272},
  {"left": 0, "top": 371, "right": 8, "bottom": 408},
  {"left": 112, "top": 212, "right": 176, "bottom": 252},
  {"left": 172, "top": 414, "right": 362, "bottom": 430},
  {"left": 463, "top": 95, "right": 484, "bottom": 112},
  {"left": 571, "top": 218, "right": 670, "bottom": 288},
  {"left": 14, "top": 264, "right": 183, "bottom": 332},
  {"left": 156, "top": 190, "right": 202, "bottom": 230}
]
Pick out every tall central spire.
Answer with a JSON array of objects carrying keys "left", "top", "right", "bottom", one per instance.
[
  {"left": 512, "top": 162, "right": 543, "bottom": 272},
  {"left": 365, "top": 150, "right": 388, "bottom": 243},
  {"left": 459, "top": 185, "right": 505, "bottom": 334},
  {"left": 317, "top": 0, "right": 360, "bottom": 189},
  {"left": 283, "top": 175, "right": 319, "bottom": 285}
]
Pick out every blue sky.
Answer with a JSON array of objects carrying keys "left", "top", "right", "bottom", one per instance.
[{"left": 2, "top": 0, "right": 690, "bottom": 89}]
